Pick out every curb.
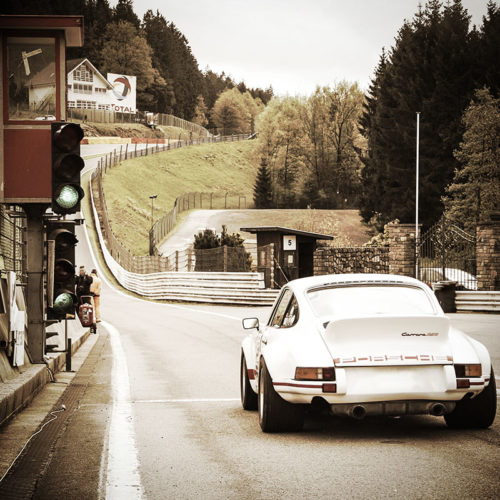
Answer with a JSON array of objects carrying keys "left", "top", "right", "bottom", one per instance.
[{"left": 0, "top": 329, "right": 91, "bottom": 427}]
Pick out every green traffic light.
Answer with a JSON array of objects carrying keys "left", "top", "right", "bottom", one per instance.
[
  {"left": 53, "top": 292, "right": 74, "bottom": 315},
  {"left": 56, "top": 185, "right": 79, "bottom": 209}
]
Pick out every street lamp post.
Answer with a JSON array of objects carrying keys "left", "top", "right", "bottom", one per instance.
[
  {"left": 415, "top": 112, "right": 420, "bottom": 279},
  {"left": 149, "top": 194, "right": 158, "bottom": 228}
]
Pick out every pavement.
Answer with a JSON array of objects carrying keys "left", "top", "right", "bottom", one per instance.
[{"left": 0, "top": 320, "right": 91, "bottom": 429}]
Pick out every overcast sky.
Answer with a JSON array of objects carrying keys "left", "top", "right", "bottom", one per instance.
[{"left": 112, "top": 0, "right": 490, "bottom": 96}]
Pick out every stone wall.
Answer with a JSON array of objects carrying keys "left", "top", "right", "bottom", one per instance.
[
  {"left": 387, "top": 223, "right": 418, "bottom": 277},
  {"left": 314, "top": 246, "right": 389, "bottom": 276},
  {"left": 476, "top": 213, "right": 500, "bottom": 291}
]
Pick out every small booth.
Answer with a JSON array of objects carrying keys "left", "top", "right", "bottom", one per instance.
[{"left": 240, "top": 226, "right": 333, "bottom": 288}]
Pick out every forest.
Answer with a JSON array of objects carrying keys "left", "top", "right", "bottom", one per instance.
[
  {"left": 0, "top": 0, "right": 273, "bottom": 127},
  {"left": 2, "top": 0, "right": 499, "bottom": 232},
  {"left": 253, "top": 0, "right": 500, "bottom": 232}
]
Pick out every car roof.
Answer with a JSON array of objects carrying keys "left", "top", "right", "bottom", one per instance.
[{"left": 286, "top": 274, "right": 425, "bottom": 294}]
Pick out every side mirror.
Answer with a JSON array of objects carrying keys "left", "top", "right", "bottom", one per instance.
[{"left": 242, "top": 317, "right": 259, "bottom": 330}]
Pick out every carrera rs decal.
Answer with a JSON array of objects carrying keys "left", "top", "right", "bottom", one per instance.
[{"left": 333, "top": 354, "right": 453, "bottom": 364}]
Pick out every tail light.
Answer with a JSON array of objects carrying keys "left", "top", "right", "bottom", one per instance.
[
  {"left": 454, "top": 364, "right": 481, "bottom": 378},
  {"left": 295, "top": 367, "right": 336, "bottom": 381}
]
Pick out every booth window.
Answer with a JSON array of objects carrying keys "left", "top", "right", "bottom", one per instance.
[{"left": 7, "top": 36, "right": 56, "bottom": 121}]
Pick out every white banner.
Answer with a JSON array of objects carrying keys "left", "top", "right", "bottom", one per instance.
[{"left": 106, "top": 73, "right": 137, "bottom": 114}]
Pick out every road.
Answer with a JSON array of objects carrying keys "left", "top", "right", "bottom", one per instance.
[{"left": 0, "top": 145, "right": 499, "bottom": 498}]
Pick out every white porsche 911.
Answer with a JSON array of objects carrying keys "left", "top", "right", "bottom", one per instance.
[{"left": 240, "top": 274, "right": 496, "bottom": 432}]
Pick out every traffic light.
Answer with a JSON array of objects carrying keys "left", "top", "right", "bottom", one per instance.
[
  {"left": 51, "top": 122, "right": 84, "bottom": 214},
  {"left": 46, "top": 220, "right": 78, "bottom": 320}
]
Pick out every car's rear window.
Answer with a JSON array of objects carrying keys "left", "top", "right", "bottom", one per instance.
[{"left": 307, "top": 285, "right": 436, "bottom": 318}]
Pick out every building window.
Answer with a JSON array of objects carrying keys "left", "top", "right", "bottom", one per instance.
[
  {"left": 67, "top": 84, "right": 72, "bottom": 90},
  {"left": 73, "top": 64, "right": 93, "bottom": 82},
  {"left": 98, "top": 104, "right": 110, "bottom": 110},
  {"left": 67, "top": 101, "right": 76, "bottom": 108},
  {"left": 76, "top": 100, "right": 96, "bottom": 109},
  {"left": 95, "top": 87, "right": 107, "bottom": 93},
  {"left": 73, "top": 83, "right": 92, "bottom": 95}
]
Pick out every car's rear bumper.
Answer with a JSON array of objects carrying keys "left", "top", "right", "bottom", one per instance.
[{"left": 273, "top": 365, "right": 489, "bottom": 405}]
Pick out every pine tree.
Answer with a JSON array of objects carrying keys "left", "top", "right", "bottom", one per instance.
[
  {"left": 359, "top": 1, "right": 482, "bottom": 229},
  {"left": 443, "top": 88, "right": 500, "bottom": 231},
  {"left": 253, "top": 159, "right": 274, "bottom": 208}
]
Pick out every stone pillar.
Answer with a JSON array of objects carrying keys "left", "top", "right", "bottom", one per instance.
[
  {"left": 476, "top": 212, "right": 500, "bottom": 291},
  {"left": 387, "top": 223, "right": 419, "bottom": 278}
]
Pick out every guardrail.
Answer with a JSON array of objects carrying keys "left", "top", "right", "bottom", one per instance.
[{"left": 455, "top": 291, "right": 500, "bottom": 312}]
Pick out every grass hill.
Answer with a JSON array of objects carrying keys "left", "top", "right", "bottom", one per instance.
[{"left": 102, "top": 141, "right": 259, "bottom": 255}]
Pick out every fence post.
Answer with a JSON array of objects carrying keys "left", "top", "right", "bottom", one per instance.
[
  {"left": 135, "top": 142, "right": 137, "bottom": 157},
  {"left": 223, "top": 246, "right": 228, "bottom": 272},
  {"left": 125, "top": 143, "right": 128, "bottom": 160},
  {"left": 187, "top": 248, "right": 192, "bottom": 272},
  {"left": 210, "top": 193, "right": 213, "bottom": 209},
  {"left": 175, "top": 250, "right": 179, "bottom": 271}
]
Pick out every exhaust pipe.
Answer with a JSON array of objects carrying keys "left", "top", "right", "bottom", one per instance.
[
  {"left": 430, "top": 403, "right": 446, "bottom": 416},
  {"left": 350, "top": 405, "right": 367, "bottom": 420}
]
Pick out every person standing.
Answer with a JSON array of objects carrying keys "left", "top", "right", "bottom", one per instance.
[
  {"left": 89, "top": 269, "right": 102, "bottom": 322},
  {"left": 75, "top": 266, "right": 92, "bottom": 304}
]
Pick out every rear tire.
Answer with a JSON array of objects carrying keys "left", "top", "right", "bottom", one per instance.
[
  {"left": 445, "top": 368, "right": 497, "bottom": 429},
  {"left": 258, "top": 359, "right": 304, "bottom": 433},
  {"left": 240, "top": 352, "right": 258, "bottom": 410}
]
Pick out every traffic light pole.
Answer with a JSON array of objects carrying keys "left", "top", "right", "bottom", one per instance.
[{"left": 24, "top": 204, "right": 48, "bottom": 364}]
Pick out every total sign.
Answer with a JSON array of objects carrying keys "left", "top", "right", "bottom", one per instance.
[{"left": 107, "top": 73, "right": 137, "bottom": 114}]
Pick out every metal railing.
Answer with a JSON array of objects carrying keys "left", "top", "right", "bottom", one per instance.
[
  {"left": 68, "top": 108, "right": 210, "bottom": 137},
  {"left": 149, "top": 191, "right": 249, "bottom": 255},
  {"left": 0, "top": 205, "right": 25, "bottom": 282},
  {"left": 91, "top": 133, "right": 252, "bottom": 274}
]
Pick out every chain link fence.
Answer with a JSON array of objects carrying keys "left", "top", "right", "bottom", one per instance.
[{"left": 0, "top": 205, "right": 26, "bottom": 282}]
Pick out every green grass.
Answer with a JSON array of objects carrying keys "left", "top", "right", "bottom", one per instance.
[{"left": 102, "top": 141, "right": 259, "bottom": 255}]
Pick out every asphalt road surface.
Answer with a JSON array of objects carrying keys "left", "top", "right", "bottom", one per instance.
[{"left": 0, "top": 220, "right": 496, "bottom": 499}]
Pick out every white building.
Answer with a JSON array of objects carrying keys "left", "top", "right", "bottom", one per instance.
[{"left": 66, "top": 58, "right": 114, "bottom": 111}]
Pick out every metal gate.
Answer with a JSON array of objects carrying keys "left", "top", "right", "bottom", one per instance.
[{"left": 418, "top": 217, "right": 476, "bottom": 290}]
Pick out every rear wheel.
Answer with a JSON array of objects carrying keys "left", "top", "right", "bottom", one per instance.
[
  {"left": 445, "top": 368, "right": 497, "bottom": 429},
  {"left": 258, "top": 359, "right": 304, "bottom": 433},
  {"left": 240, "top": 352, "right": 257, "bottom": 410}
]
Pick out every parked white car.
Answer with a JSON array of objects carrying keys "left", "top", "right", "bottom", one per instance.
[{"left": 240, "top": 274, "right": 496, "bottom": 432}]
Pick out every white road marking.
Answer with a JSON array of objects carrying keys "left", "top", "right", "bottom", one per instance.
[
  {"left": 133, "top": 398, "right": 240, "bottom": 404},
  {"left": 104, "top": 321, "right": 144, "bottom": 499}
]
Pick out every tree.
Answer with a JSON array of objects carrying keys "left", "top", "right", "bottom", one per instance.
[
  {"left": 192, "top": 95, "right": 209, "bottom": 127},
  {"left": 113, "top": 0, "right": 140, "bottom": 28},
  {"left": 211, "top": 88, "right": 248, "bottom": 135},
  {"left": 359, "top": 1, "right": 481, "bottom": 229},
  {"left": 443, "top": 88, "right": 500, "bottom": 231},
  {"left": 99, "top": 20, "right": 165, "bottom": 110},
  {"left": 253, "top": 159, "right": 274, "bottom": 208}
]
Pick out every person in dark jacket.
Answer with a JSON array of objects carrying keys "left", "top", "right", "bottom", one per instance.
[{"left": 75, "top": 266, "right": 92, "bottom": 304}]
